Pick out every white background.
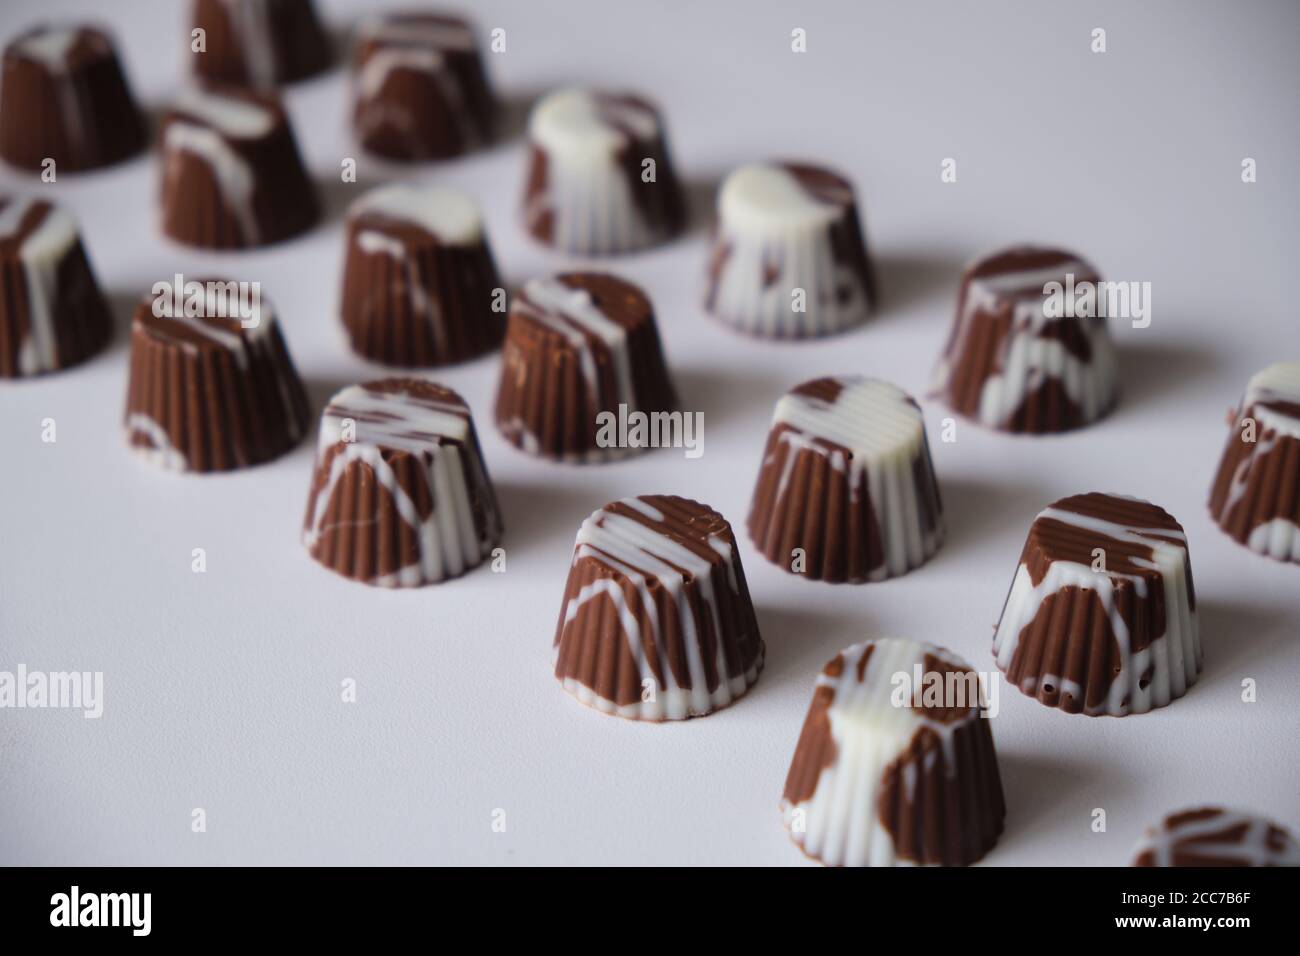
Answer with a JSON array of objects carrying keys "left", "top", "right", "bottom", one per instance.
[{"left": 1, "top": 0, "right": 1297, "bottom": 865}]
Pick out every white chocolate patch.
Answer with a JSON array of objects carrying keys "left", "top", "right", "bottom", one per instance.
[
  {"left": 172, "top": 87, "right": 275, "bottom": 139},
  {"left": 352, "top": 184, "right": 483, "bottom": 245}
]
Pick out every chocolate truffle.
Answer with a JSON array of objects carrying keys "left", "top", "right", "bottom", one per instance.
[
  {"left": 495, "top": 273, "right": 678, "bottom": 462},
  {"left": 0, "top": 197, "right": 112, "bottom": 378},
  {"left": 553, "top": 496, "right": 764, "bottom": 720},
  {"left": 160, "top": 85, "right": 319, "bottom": 249},
  {"left": 747, "top": 376, "right": 943, "bottom": 583},
  {"left": 1132, "top": 808, "right": 1300, "bottom": 867},
  {"left": 124, "top": 279, "right": 309, "bottom": 472},
  {"left": 705, "top": 162, "right": 875, "bottom": 338},
  {"left": 931, "top": 246, "right": 1119, "bottom": 433},
  {"left": 1208, "top": 362, "right": 1300, "bottom": 563},
  {"left": 522, "top": 88, "right": 685, "bottom": 255},
  {"left": 190, "top": 0, "right": 332, "bottom": 88},
  {"left": 302, "top": 379, "right": 503, "bottom": 587},
  {"left": 993, "top": 493, "right": 1200, "bottom": 717},
  {"left": 781, "top": 638, "right": 1004, "bottom": 867},
  {"left": 339, "top": 184, "right": 504, "bottom": 367},
  {"left": 0, "top": 24, "right": 147, "bottom": 173},
  {"left": 352, "top": 12, "right": 497, "bottom": 160}
]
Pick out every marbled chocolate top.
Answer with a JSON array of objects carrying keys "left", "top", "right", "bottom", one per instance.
[
  {"left": 1241, "top": 361, "right": 1300, "bottom": 437},
  {"left": 1133, "top": 807, "right": 1300, "bottom": 867},
  {"left": 349, "top": 184, "right": 484, "bottom": 246}
]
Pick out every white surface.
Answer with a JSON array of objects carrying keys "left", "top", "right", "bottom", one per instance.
[{"left": 0, "top": 0, "right": 1297, "bottom": 866}]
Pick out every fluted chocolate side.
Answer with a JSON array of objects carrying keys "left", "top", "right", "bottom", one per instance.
[
  {"left": 0, "top": 25, "right": 146, "bottom": 172},
  {"left": 1001, "top": 584, "right": 1135, "bottom": 714},
  {"left": 494, "top": 273, "right": 678, "bottom": 462},
  {"left": 160, "top": 86, "right": 319, "bottom": 249},
  {"left": 1210, "top": 432, "right": 1300, "bottom": 547},
  {"left": 302, "top": 379, "right": 503, "bottom": 587},
  {"left": 124, "top": 286, "right": 309, "bottom": 472},
  {"left": 553, "top": 496, "right": 764, "bottom": 720},
  {"left": 339, "top": 213, "right": 504, "bottom": 367},
  {"left": 523, "top": 138, "right": 685, "bottom": 250},
  {"left": 352, "top": 13, "right": 497, "bottom": 160},
  {"left": 191, "top": 0, "right": 332, "bottom": 88},
  {"left": 1208, "top": 364, "right": 1300, "bottom": 563},
  {"left": 880, "top": 722, "right": 1004, "bottom": 866},
  {"left": 0, "top": 198, "right": 112, "bottom": 378}
]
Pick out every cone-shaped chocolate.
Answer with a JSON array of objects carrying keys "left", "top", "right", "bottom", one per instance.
[
  {"left": 190, "top": 0, "right": 332, "bottom": 88},
  {"left": 781, "top": 638, "right": 1005, "bottom": 866},
  {"left": 931, "top": 246, "right": 1119, "bottom": 433},
  {"left": 352, "top": 12, "right": 497, "bottom": 160},
  {"left": 1208, "top": 361, "right": 1300, "bottom": 563},
  {"left": 302, "top": 379, "right": 503, "bottom": 587},
  {"left": 0, "top": 24, "right": 147, "bottom": 173},
  {"left": 340, "top": 184, "right": 504, "bottom": 367},
  {"left": 553, "top": 495, "right": 764, "bottom": 720},
  {"left": 522, "top": 88, "right": 685, "bottom": 255},
  {"left": 160, "top": 84, "right": 319, "bottom": 249},
  {"left": 993, "top": 493, "right": 1201, "bottom": 717},
  {"left": 748, "top": 376, "right": 943, "bottom": 582},
  {"left": 494, "top": 273, "right": 678, "bottom": 462},
  {"left": 0, "top": 197, "right": 112, "bottom": 378},
  {"left": 124, "top": 278, "right": 309, "bottom": 471},
  {"left": 1132, "top": 807, "right": 1300, "bottom": 867},
  {"left": 705, "top": 161, "right": 875, "bottom": 338}
]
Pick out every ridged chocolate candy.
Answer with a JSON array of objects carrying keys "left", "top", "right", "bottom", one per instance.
[
  {"left": 932, "top": 246, "right": 1119, "bottom": 433},
  {"left": 553, "top": 495, "right": 764, "bottom": 720},
  {"left": 1132, "top": 807, "right": 1300, "bottom": 867},
  {"left": 748, "top": 376, "right": 943, "bottom": 582},
  {"left": 781, "top": 638, "right": 1005, "bottom": 866},
  {"left": 993, "top": 493, "right": 1200, "bottom": 716},
  {"left": 352, "top": 12, "right": 497, "bottom": 160},
  {"left": 0, "top": 24, "right": 147, "bottom": 173},
  {"left": 124, "top": 279, "right": 309, "bottom": 472},
  {"left": 522, "top": 88, "right": 685, "bottom": 255},
  {"left": 190, "top": 0, "right": 332, "bottom": 88},
  {"left": 160, "top": 85, "right": 319, "bottom": 249},
  {"left": 1208, "top": 362, "right": 1300, "bottom": 563},
  {"left": 494, "top": 273, "right": 678, "bottom": 462},
  {"left": 339, "top": 184, "right": 504, "bottom": 367},
  {"left": 705, "top": 162, "right": 875, "bottom": 338},
  {"left": 0, "top": 197, "right": 112, "bottom": 378},
  {"left": 302, "top": 379, "right": 503, "bottom": 587}
]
